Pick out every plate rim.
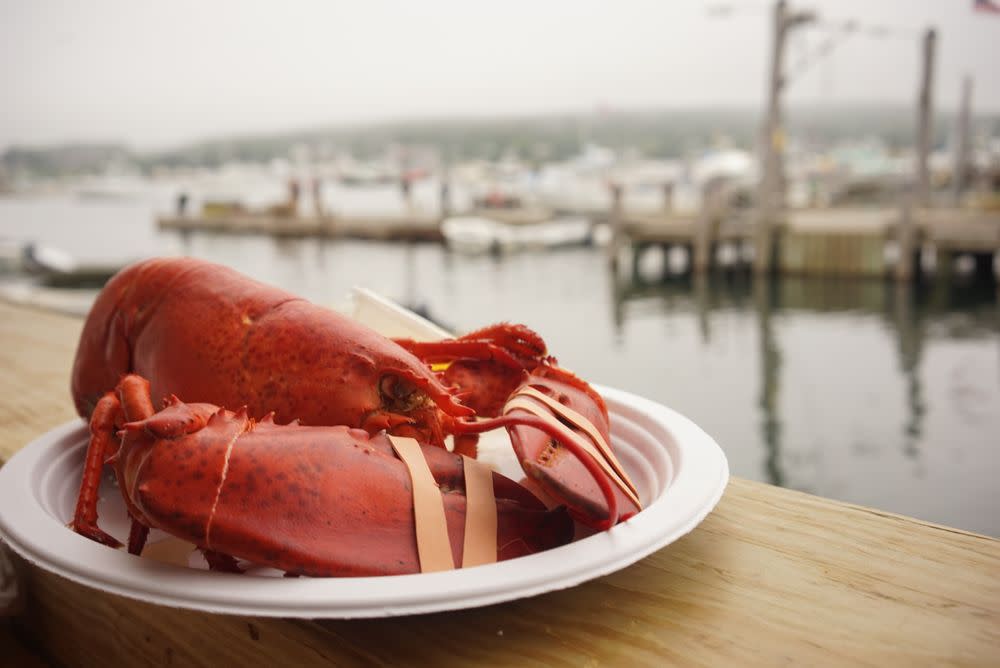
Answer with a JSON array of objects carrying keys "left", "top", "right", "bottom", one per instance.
[{"left": 0, "top": 384, "right": 729, "bottom": 618}]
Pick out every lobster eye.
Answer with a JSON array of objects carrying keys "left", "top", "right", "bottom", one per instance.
[{"left": 380, "top": 374, "right": 416, "bottom": 402}]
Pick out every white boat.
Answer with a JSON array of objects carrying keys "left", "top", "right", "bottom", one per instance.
[
  {"left": 441, "top": 216, "right": 592, "bottom": 255},
  {"left": 12, "top": 242, "right": 127, "bottom": 287}
]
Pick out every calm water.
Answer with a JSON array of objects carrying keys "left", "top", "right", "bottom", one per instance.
[{"left": 3, "top": 195, "right": 999, "bottom": 535}]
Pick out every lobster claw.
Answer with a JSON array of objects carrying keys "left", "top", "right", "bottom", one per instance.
[
  {"left": 448, "top": 365, "right": 642, "bottom": 531},
  {"left": 395, "top": 323, "right": 641, "bottom": 530},
  {"left": 504, "top": 370, "right": 642, "bottom": 530}
]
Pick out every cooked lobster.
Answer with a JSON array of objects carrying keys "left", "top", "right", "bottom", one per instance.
[{"left": 69, "top": 257, "right": 639, "bottom": 555}]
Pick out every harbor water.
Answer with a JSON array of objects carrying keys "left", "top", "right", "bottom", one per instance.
[{"left": 2, "top": 194, "right": 998, "bottom": 536}]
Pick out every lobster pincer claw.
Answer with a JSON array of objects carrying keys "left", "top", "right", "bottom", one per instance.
[
  {"left": 511, "top": 373, "right": 641, "bottom": 529},
  {"left": 450, "top": 366, "right": 642, "bottom": 530}
]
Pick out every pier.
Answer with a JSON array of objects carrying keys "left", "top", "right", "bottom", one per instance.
[
  {"left": 611, "top": 204, "right": 1000, "bottom": 283},
  {"left": 160, "top": 202, "right": 999, "bottom": 286},
  {"left": 159, "top": 213, "right": 445, "bottom": 242},
  {"left": 158, "top": 201, "right": 557, "bottom": 244}
]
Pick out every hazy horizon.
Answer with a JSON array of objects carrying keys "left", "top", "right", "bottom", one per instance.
[
  {"left": 9, "top": 102, "right": 995, "bottom": 155},
  {"left": 3, "top": 1, "right": 998, "bottom": 152}
]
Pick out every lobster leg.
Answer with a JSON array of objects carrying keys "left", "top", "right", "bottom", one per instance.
[
  {"left": 69, "top": 391, "right": 123, "bottom": 548},
  {"left": 117, "top": 374, "right": 156, "bottom": 425},
  {"left": 393, "top": 322, "right": 548, "bottom": 369},
  {"left": 454, "top": 323, "right": 548, "bottom": 361},
  {"left": 202, "top": 549, "right": 243, "bottom": 573},
  {"left": 71, "top": 375, "right": 160, "bottom": 550},
  {"left": 127, "top": 517, "right": 150, "bottom": 555},
  {"left": 395, "top": 325, "right": 561, "bottom": 424}
]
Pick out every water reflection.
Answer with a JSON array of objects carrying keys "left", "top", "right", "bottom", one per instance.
[
  {"left": 891, "top": 283, "right": 926, "bottom": 461},
  {"left": 755, "top": 278, "right": 785, "bottom": 489},
  {"left": 610, "top": 263, "right": 998, "bottom": 534}
]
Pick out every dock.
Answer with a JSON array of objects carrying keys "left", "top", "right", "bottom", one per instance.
[
  {"left": 159, "top": 214, "right": 445, "bottom": 242},
  {"left": 613, "top": 205, "right": 1000, "bottom": 282},
  {"left": 159, "top": 202, "right": 999, "bottom": 285},
  {"left": 158, "top": 204, "right": 564, "bottom": 244}
]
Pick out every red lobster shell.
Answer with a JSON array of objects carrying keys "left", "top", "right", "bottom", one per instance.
[{"left": 70, "top": 257, "right": 640, "bottom": 531}]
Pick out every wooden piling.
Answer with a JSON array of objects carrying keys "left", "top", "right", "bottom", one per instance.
[
  {"left": 608, "top": 182, "right": 624, "bottom": 273},
  {"left": 915, "top": 28, "right": 937, "bottom": 208},
  {"left": 952, "top": 76, "right": 973, "bottom": 205},
  {"left": 693, "top": 183, "right": 719, "bottom": 275},
  {"left": 662, "top": 183, "right": 674, "bottom": 213}
]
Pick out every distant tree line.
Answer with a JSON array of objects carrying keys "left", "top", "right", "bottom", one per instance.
[
  {"left": 3, "top": 105, "right": 997, "bottom": 180},
  {"left": 2, "top": 143, "right": 133, "bottom": 179}
]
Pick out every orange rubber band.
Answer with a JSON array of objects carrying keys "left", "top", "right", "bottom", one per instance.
[
  {"left": 388, "top": 435, "right": 455, "bottom": 573},
  {"left": 461, "top": 457, "right": 497, "bottom": 568}
]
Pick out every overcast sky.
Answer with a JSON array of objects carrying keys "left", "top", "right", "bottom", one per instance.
[{"left": 1, "top": 0, "right": 997, "bottom": 151}]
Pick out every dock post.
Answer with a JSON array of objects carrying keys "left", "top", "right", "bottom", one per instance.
[
  {"left": 898, "top": 27, "right": 936, "bottom": 282},
  {"left": 608, "top": 182, "right": 624, "bottom": 274},
  {"left": 952, "top": 76, "right": 973, "bottom": 205},
  {"left": 694, "top": 182, "right": 718, "bottom": 275},
  {"left": 896, "top": 187, "right": 916, "bottom": 283},
  {"left": 931, "top": 247, "right": 953, "bottom": 306},
  {"left": 755, "top": 1, "right": 784, "bottom": 275},
  {"left": 312, "top": 176, "right": 324, "bottom": 218},
  {"left": 915, "top": 28, "right": 937, "bottom": 208},
  {"left": 755, "top": 1, "right": 813, "bottom": 275}
]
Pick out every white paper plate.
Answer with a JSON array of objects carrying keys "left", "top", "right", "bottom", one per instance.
[{"left": 0, "top": 384, "right": 727, "bottom": 619}]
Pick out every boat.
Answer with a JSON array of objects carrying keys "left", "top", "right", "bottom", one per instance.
[
  {"left": 20, "top": 243, "right": 127, "bottom": 288},
  {"left": 440, "top": 216, "right": 593, "bottom": 255}
]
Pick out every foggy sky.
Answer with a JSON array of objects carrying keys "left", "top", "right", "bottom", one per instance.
[{"left": 1, "top": 0, "right": 997, "bottom": 151}]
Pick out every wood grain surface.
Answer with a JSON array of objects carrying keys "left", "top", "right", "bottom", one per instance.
[{"left": 1, "top": 301, "right": 997, "bottom": 666}]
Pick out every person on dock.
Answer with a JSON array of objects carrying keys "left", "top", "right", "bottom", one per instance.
[
  {"left": 440, "top": 178, "right": 451, "bottom": 217},
  {"left": 287, "top": 178, "right": 301, "bottom": 218},
  {"left": 175, "top": 192, "right": 189, "bottom": 217},
  {"left": 400, "top": 173, "right": 413, "bottom": 212}
]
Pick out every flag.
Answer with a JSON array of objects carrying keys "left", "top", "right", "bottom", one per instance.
[{"left": 974, "top": 0, "right": 1000, "bottom": 13}]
